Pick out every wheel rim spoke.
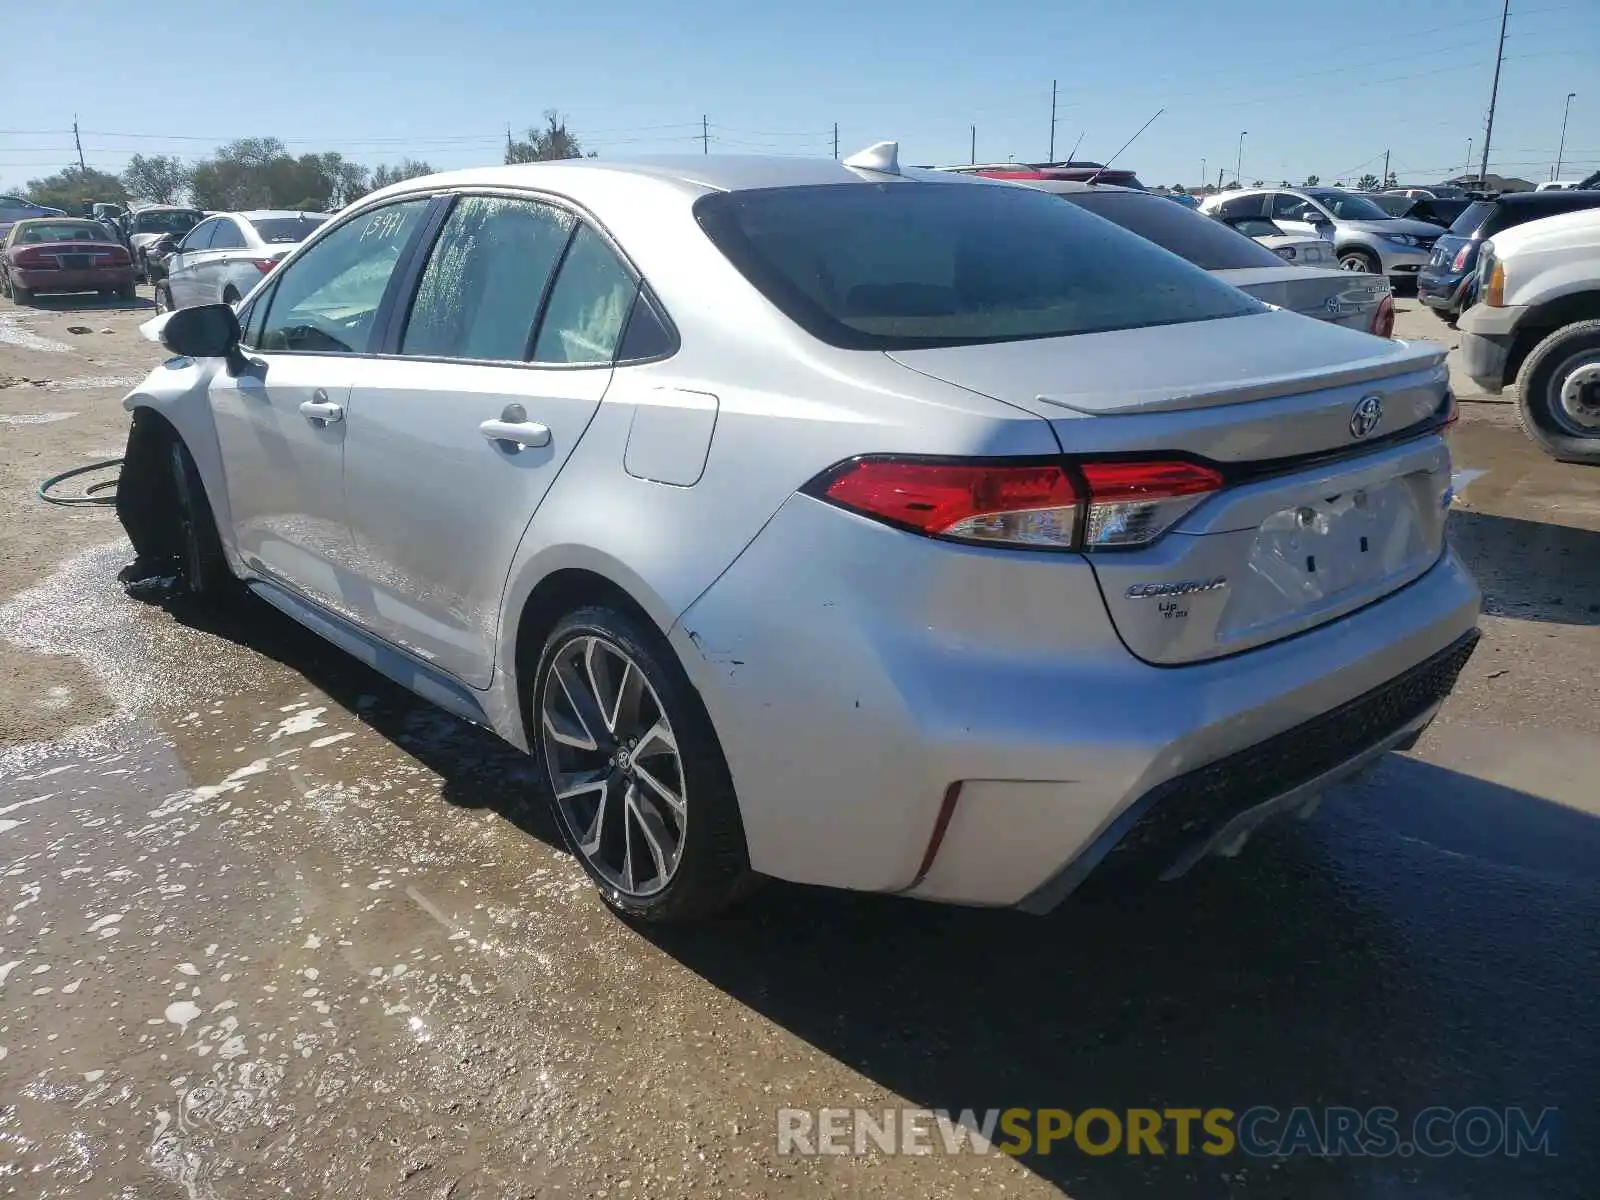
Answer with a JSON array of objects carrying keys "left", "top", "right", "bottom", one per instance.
[{"left": 540, "top": 634, "right": 687, "bottom": 898}]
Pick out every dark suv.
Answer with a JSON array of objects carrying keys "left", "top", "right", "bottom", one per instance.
[{"left": 1418, "top": 190, "right": 1600, "bottom": 322}]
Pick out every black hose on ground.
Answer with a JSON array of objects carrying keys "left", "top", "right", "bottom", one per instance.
[{"left": 38, "top": 458, "right": 124, "bottom": 507}]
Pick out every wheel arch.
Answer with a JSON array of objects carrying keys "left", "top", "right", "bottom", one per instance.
[
  {"left": 121, "top": 382, "right": 239, "bottom": 572},
  {"left": 1507, "top": 290, "right": 1600, "bottom": 386}
]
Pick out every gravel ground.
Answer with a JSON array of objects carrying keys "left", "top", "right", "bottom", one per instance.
[{"left": 2, "top": 288, "right": 1598, "bottom": 1200}]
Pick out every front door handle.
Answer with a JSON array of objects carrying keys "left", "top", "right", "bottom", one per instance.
[
  {"left": 479, "top": 418, "right": 551, "bottom": 449},
  {"left": 299, "top": 398, "right": 344, "bottom": 425}
]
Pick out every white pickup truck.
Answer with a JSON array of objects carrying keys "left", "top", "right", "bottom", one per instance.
[{"left": 1458, "top": 205, "right": 1600, "bottom": 464}]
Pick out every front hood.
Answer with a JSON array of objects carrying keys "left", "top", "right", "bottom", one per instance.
[
  {"left": 885, "top": 309, "right": 1442, "bottom": 416},
  {"left": 1339, "top": 217, "right": 1441, "bottom": 237},
  {"left": 1211, "top": 267, "right": 1385, "bottom": 322}
]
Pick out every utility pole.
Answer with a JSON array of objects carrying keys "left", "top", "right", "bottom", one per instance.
[
  {"left": 701, "top": 115, "right": 709, "bottom": 155},
  {"left": 1382, "top": 148, "right": 1391, "bottom": 188},
  {"left": 1217, "top": 167, "right": 1225, "bottom": 191},
  {"left": 1556, "top": 91, "right": 1577, "bottom": 178},
  {"left": 1479, "top": 0, "right": 1510, "bottom": 187},
  {"left": 970, "top": 124, "right": 976, "bottom": 165},
  {"left": 833, "top": 122, "right": 839, "bottom": 160},
  {"left": 73, "top": 115, "right": 86, "bottom": 173},
  {"left": 1049, "top": 80, "right": 1057, "bottom": 161},
  {"left": 506, "top": 124, "right": 514, "bottom": 162},
  {"left": 1201, "top": 157, "right": 1206, "bottom": 191},
  {"left": 1236, "top": 130, "right": 1247, "bottom": 188},
  {"left": 1466, "top": 137, "right": 1473, "bottom": 177}
]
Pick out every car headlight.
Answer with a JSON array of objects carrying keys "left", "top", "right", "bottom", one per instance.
[{"left": 1384, "top": 233, "right": 1418, "bottom": 246}]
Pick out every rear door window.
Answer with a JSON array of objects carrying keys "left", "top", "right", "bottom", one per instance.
[
  {"left": 531, "top": 225, "right": 639, "bottom": 364},
  {"left": 694, "top": 182, "right": 1261, "bottom": 350},
  {"left": 209, "top": 220, "right": 247, "bottom": 250},
  {"left": 180, "top": 219, "right": 220, "bottom": 252},
  {"left": 1060, "top": 191, "right": 1286, "bottom": 271},
  {"left": 401, "top": 195, "right": 575, "bottom": 362}
]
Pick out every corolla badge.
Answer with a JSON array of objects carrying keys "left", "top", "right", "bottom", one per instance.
[
  {"left": 1349, "top": 394, "right": 1384, "bottom": 440},
  {"left": 1125, "top": 577, "right": 1228, "bottom": 599}
]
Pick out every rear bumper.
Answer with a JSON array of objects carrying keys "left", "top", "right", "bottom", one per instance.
[
  {"left": 672, "top": 492, "right": 1482, "bottom": 908},
  {"left": 12, "top": 266, "right": 134, "bottom": 292},
  {"left": 1456, "top": 303, "right": 1526, "bottom": 393},
  {"left": 1416, "top": 270, "right": 1470, "bottom": 313}
]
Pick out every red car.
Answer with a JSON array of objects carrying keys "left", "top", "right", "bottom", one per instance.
[{"left": 1, "top": 217, "right": 136, "bottom": 304}]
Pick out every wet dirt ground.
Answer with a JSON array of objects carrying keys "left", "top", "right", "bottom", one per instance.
[{"left": 2, "top": 290, "right": 1599, "bottom": 1199}]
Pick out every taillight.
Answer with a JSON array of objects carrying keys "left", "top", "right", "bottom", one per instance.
[
  {"left": 1370, "top": 294, "right": 1396, "bottom": 338},
  {"left": 99, "top": 247, "right": 131, "bottom": 266},
  {"left": 13, "top": 248, "right": 49, "bottom": 267},
  {"left": 247, "top": 258, "right": 279, "bottom": 274},
  {"left": 807, "top": 456, "right": 1223, "bottom": 550},
  {"left": 1451, "top": 245, "right": 1473, "bottom": 272}
]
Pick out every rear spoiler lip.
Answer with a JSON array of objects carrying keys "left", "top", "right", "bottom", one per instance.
[{"left": 1036, "top": 342, "right": 1449, "bottom": 416}]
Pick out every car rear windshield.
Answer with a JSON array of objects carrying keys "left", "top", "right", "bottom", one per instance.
[
  {"left": 132, "top": 210, "right": 203, "bottom": 234},
  {"left": 693, "top": 183, "right": 1262, "bottom": 350},
  {"left": 1058, "top": 190, "right": 1286, "bottom": 271},
  {"left": 249, "top": 215, "right": 329, "bottom": 244},
  {"left": 1447, "top": 201, "right": 1495, "bottom": 237},
  {"left": 12, "top": 220, "right": 115, "bottom": 244}
]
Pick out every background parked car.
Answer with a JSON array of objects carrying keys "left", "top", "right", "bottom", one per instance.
[
  {"left": 1013, "top": 179, "right": 1392, "bottom": 334},
  {"left": 156, "top": 210, "right": 329, "bottom": 311},
  {"left": 1211, "top": 213, "right": 1336, "bottom": 267},
  {"left": 1417, "top": 189, "right": 1600, "bottom": 324},
  {"left": 1199, "top": 186, "right": 1442, "bottom": 280},
  {"left": 126, "top": 206, "right": 207, "bottom": 282},
  {"left": 0, "top": 217, "right": 135, "bottom": 303},
  {"left": 0, "top": 195, "right": 67, "bottom": 243},
  {"left": 1369, "top": 194, "right": 1473, "bottom": 228}
]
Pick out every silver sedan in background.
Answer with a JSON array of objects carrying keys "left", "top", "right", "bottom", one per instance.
[{"left": 157, "top": 209, "right": 328, "bottom": 311}]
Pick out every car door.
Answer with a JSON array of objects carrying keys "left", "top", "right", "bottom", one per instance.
[
  {"left": 167, "top": 217, "right": 220, "bottom": 307},
  {"left": 205, "top": 197, "right": 434, "bottom": 609},
  {"left": 1269, "top": 192, "right": 1331, "bottom": 240},
  {"left": 200, "top": 216, "right": 249, "bottom": 303},
  {"left": 341, "top": 194, "right": 639, "bottom": 686}
]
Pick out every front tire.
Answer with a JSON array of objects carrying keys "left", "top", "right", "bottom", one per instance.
[
  {"left": 1514, "top": 320, "right": 1600, "bottom": 465},
  {"left": 1338, "top": 247, "right": 1380, "bottom": 273},
  {"left": 532, "top": 605, "right": 755, "bottom": 922},
  {"left": 169, "top": 438, "right": 235, "bottom": 600}
]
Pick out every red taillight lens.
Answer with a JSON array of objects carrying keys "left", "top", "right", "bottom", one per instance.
[
  {"left": 819, "top": 459, "right": 1080, "bottom": 547},
  {"left": 1370, "top": 294, "right": 1396, "bottom": 338},
  {"left": 1452, "top": 245, "right": 1472, "bottom": 272},
  {"left": 100, "top": 247, "right": 131, "bottom": 266},
  {"left": 1079, "top": 460, "right": 1225, "bottom": 548},
  {"left": 13, "top": 248, "right": 49, "bottom": 267},
  {"left": 810, "top": 456, "right": 1223, "bottom": 550},
  {"left": 248, "top": 258, "right": 279, "bottom": 274}
]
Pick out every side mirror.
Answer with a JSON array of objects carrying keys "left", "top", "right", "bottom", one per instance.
[{"left": 160, "top": 302, "right": 243, "bottom": 369}]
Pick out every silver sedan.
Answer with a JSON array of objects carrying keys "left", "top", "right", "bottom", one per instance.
[
  {"left": 124, "top": 148, "right": 1479, "bottom": 921},
  {"left": 157, "top": 209, "right": 328, "bottom": 311}
]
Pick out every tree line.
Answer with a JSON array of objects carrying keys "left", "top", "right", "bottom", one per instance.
[{"left": 20, "top": 111, "right": 591, "bottom": 213}]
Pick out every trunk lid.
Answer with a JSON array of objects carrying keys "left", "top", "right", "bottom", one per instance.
[
  {"left": 1211, "top": 266, "right": 1386, "bottom": 333},
  {"left": 886, "top": 310, "right": 1453, "bottom": 663}
]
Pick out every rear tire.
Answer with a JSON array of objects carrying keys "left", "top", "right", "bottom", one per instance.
[
  {"left": 1338, "top": 247, "right": 1380, "bottom": 274},
  {"left": 154, "top": 283, "right": 173, "bottom": 313},
  {"left": 12, "top": 284, "right": 32, "bottom": 304},
  {"left": 118, "top": 282, "right": 136, "bottom": 301},
  {"left": 1514, "top": 320, "right": 1600, "bottom": 465},
  {"left": 531, "top": 604, "right": 757, "bottom": 922},
  {"left": 168, "top": 438, "right": 235, "bottom": 601}
]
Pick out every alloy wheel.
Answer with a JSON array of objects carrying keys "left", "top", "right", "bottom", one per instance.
[
  {"left": 540, "top": 635, "right": 687, "bottom": 897},
  {"left": 1339, "top": 254, "right": 1373, "bottom": 272},
  {"left": 1551, "top": 353, "right": 1600, "bottom": 438}
]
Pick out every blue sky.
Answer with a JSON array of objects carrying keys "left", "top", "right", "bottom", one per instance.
[{"left": 2, "top": 0, "right": 1596, "bottom": 195}]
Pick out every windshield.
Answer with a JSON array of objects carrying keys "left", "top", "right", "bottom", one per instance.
[
  {"left": 1058, "top": 190, "right": 1286, "bottom": 271},
  {"left": 1305, "top": 190, "right": 1393, "bottom": 221},
  {"left": 12, "top": 220, "right": 117, "bottom": 244},
  {"left": 694, "top": 183, "right": 1261, "bottom": 351},
  {"left": 249, "top": 215, "right": 329, "bottom": 244},
  {"left": 132, "top": 210, "right": 204, "bottom": 235},
  {"left": 1448, "top": 201, "right": 1495, "bottom": 237}
]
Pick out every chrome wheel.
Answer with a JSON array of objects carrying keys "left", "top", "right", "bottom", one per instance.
[
  {"left": 1339, "top": 253, "right": 1374, "bottom": 273},
  {"left": 1551, "top": 353, "right": 1600, "bottom": 438},
  {"left": 540, "top": 635, "right": 686, "bottom": 897}
]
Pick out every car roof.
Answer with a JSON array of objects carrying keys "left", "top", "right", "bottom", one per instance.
[
  {"left": 1495, "top": 190, "right": 1600, "bottom": 208},
  {"left": 362, "top": 154, "right": 999, "bottom": 209},
  {"left": 228, "top": 209, "right": 331, "bottom": 221}
]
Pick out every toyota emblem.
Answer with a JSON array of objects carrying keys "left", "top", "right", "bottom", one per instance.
[
  {"left": 1323, "top": 295, "right": 1343, "bottom": 317},
  {"left": 1349, "top": 395, "right": 1383, "bottom": 439}
]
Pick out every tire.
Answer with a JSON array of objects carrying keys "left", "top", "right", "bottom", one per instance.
[
  {"left": 1514, "top": 319, "right": 1600, "bottom": 466},
  {"left": 532, "top": 604, "right": 756, "bottom": 922},
  {"left": 12, "top": 284, "right": 32, "bottom": 304},
  {"left": 168, "top": 438, "right": 235, "bottom": 601},
  {"left": 118, "top": 282, "right": 136, "bottom": 301},
  {"left": 154, "top": 283, "right": 173, "bottom": 313},
  {"left": 1338, "top": 247, "right": 1380, "bottom": 273}
]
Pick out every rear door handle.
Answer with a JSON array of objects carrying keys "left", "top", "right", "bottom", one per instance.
[
  {"left": 479, "top": 418, "right": 551, "bottom": 449},
  {"left": 299, "top": 396, "right": 344, "bottom": 425}
]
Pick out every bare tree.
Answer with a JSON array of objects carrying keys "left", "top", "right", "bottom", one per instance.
[
  {"left": 505, "top": 111, "right": 594, "bottom": 163},
  {"left": 369, "top": 159, "right": 435, "bottom": 190}
]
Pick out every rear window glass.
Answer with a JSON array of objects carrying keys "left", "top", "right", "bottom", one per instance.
[
  {"left": 1448, "top": 202, "right": 1494, "bottom": 237},
  {"left": 132, "top": 210, "right": 203, "bottom": 234},
  {"left": 694, "top": 183, "right": 1262, "bottom": 350},
  {"left": 13, "top": 220, "right": 115, "bottom": 244},
  {"left": 1058, "top": 191, "right": 1286, "bottom": 271},
  {"left": 249, "top": 215, "right": 329, "bottom": 244}
]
